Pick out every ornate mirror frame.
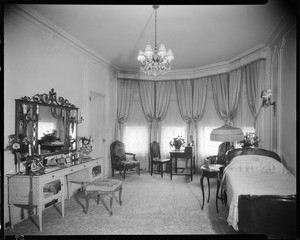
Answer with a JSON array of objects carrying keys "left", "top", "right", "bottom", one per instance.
[{"left": 15, "top": 88, "right": 79, "bottom": 156}]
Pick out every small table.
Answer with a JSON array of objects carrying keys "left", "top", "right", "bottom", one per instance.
[
  {"left": 169, "top": 150, "right": 195, "bottom": 181},
  {"left": 200, "top": 164, "right": 224, "bottom": 213}
]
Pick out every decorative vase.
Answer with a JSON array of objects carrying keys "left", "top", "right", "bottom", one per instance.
[{"left": 174, "top": 141, "right": 183, "bottom": 150}]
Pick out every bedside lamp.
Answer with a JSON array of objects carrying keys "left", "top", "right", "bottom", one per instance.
[{"left": 210, "top": 125, "right": 244, "bottom": 152}]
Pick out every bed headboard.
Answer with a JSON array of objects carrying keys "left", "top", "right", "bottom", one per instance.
[{"left": 227, "top": 148, "right": 281, "bottom": 163}]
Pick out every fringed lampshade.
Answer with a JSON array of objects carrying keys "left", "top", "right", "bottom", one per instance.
[{"left": 210, "top": 125, "right": 244, "bottom": 142}]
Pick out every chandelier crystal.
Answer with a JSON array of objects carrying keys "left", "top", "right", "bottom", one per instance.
[{"left": 137, "top": 5, "right": 174, "bottom": 76}]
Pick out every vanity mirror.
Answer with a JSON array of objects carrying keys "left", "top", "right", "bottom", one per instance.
[{"left": 15, "top": 88, "right": 79, "bottom": 156}]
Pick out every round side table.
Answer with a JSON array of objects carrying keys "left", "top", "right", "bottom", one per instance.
[{"left": 200, "top": 165, "right": 224, "bottom": 213}]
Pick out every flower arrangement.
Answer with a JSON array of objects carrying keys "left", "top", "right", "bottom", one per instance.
[
  {"left": 169, "top": 135, "right": 185, "bottom": 149},
  {"left": 239, "top": 132, "right": 259, "bottom": 148},
  {"left": 5, "top": 134, "right": 31, "bottom": 155}
]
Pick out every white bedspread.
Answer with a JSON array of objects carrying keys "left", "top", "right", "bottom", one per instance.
[{"left": 222, "top": 155, "right": 296, "bottom": 231}]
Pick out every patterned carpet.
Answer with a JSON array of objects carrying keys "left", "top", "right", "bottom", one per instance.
[{"left": 4, "top": 171, "right": 238, "bottom": 236}]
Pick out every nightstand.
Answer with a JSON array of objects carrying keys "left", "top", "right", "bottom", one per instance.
[{"left": 200, "top": 164, "right": 224, "bottom": 213}]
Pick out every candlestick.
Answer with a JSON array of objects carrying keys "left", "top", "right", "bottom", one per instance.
[
  {"left": 36, "top": 105, "right": 39, "bottom": 115},
  {"left": 23, "top": 104, "right": 27, "bottom": 114},
  {"left": 28, "top": 144, "right": 32, "bottom": 156},
  {"left": 38, "top": 144, "right": 41, "bottom": 155}
]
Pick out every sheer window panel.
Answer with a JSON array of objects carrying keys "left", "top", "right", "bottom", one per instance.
[
  {"left": 123, "top": 86, "right": 149, "bottom": 170},
  {"left": 197, "top": 81, "right": 224, "bottom": 164},
  {"left": 161, "top": 82, "right": 187, "bottom": 165},
  {"left": 235, "top": 77, "right": 255, "bottom": 148}
]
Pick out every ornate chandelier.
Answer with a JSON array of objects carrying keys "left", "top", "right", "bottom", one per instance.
[{"left": 137, "top": 5, "right": 174, "bottom": 76}]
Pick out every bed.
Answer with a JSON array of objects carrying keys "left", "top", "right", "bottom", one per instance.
[{"left": 221, "top": 148, "right": 297, "bottom": 238}]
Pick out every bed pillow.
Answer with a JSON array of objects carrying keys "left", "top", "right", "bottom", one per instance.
[{"left": 226, "top": 155, "right": 290, "bottom": 174}]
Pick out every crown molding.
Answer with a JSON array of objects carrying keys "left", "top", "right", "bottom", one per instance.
[
  {"left": 265, "top": 13, "right": 296, "bottom": 48},
  {"left": 14, "top": 4, "right": 119, "bottom": 73},
  {"left": 118, "top": 44, "right": 267, "bottom": 80}
]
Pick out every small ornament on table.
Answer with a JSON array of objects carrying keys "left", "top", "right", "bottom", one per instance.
[{"left": 78, "top": 136, "right": 93, "bottom": 160}]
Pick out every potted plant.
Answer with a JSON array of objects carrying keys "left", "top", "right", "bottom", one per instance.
[{"left": 169, "top": 136, "right": 185, "bottom": 150}]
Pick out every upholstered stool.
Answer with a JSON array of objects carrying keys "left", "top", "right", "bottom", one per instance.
[{"left": 84, "top": 178, "right": 122, "bottom": 215}]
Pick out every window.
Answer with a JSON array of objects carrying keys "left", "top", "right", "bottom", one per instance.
[
  {"left": 161, "top": 126, "right": 186, "bottom": 155},
  {"left": 123, "top": 126, "right": 149, "bottom": 155}
]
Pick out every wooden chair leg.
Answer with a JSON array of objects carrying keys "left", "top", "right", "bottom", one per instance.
[
  {"left": 119, "top": 186, "right": 122, "bottom": 205},
  {"left": 84, "top": 192, "right": 91, "bottom": 214},
  {"left": 151, "top": 161, "right": 153, "bottom": 176},
  {"left": 97, "top": 194, "right": 100, "bottom": 205},
  {"left": 160, "top": 163, "right": 163, "bottom": 178},
  {"left": 109, "top": 193, "right": 113, "bottom": 216}
]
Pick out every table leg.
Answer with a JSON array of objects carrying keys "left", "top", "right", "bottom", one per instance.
[
  {"left": 207, "top": 177, "right": 210, "bottom": 203},
  {"left": 216, "top": 178, "right": 220, "bottom": 213},
  {"left": 175, "top": 157, "right": 177, "bottom": 174},
  {"left": 200, "top": 175, "right": 204, "bottom": 210},
  {"left": 38, "top": 206, "right": 42, "bottom": 231},
  {"left": 67, "top": 178, "right": 71, "bottom": 199},
  {"left": 161, "top": 163, "right": 163, "bottom": 178},
  {"left": 61, "top": 194, "right": 65, "bottom": 217},
  {"left": 9, "top": 204, "right": 14, "bottom": 229}
]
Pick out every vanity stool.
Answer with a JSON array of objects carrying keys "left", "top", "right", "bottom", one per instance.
[{"left": 84, "top": 178, "right": 122, "bottom": 215}]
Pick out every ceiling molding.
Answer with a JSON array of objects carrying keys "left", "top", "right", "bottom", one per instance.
[
  {"left": 118, "top": 44, "right": 268, "bottom": 81},
  {"left": 265, "top": 13, "right": 296, "bottom": 48},
  {"left": 16, "top": 4, "right": 119, "bottom": 73}
]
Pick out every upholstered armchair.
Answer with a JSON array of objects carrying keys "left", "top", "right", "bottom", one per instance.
[
  {"left": 206, "top": 142, "right": 231, "bottom": 166},
  {"left": 110, "top": 140, "right": 140, "bottom": 180}
]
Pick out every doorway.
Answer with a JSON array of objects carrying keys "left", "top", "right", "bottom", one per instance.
[{"left": 89, "top": 91, "right": 105, "bottom": 159}]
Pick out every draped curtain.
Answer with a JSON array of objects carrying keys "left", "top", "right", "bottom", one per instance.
[
  {"left": 192, "top": 77, "right": 208, "bottom": 169},
  {"left": 175, "top": 80, "right": 193, "bottom": 137},
  {"left": 155, "top": 81, "right": 172, "bottom": 143},
  {"left": 116, "top": 79, "right": 136, "bottom": 141},
  {"left": 211, "top": 70, "right": 242, "bottom": 125},
  {"left": 243, "top": 59, "right": 266, "bottom": 133},
  {"left": 117, "top": 58, "right": 264, "bottom": 172},
  {"left": 174, "top": 79, "right": 209, "bottom": 170},
  {"left": 138, "top": 81, "right": 155, "bottom": 142}
]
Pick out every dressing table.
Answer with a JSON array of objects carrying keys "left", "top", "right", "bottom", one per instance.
[{"left": 6, "top": 89, "right": 103, "bottom": 231}]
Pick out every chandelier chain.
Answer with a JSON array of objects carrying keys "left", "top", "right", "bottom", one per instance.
[
  {"left": 137, "top": 4, "right": 174, "bottom": 76},
  {"left": 155, "top": 6, "right": 157, "bottom": 49}
]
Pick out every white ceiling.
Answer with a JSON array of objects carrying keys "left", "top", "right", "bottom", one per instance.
[{"left": 24, "top": 2, "right": 290, "bottom": 72}]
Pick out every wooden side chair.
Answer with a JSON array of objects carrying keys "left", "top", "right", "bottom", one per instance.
[
  {"left": 150, "top": 141, "right": 171, "bottom": 179},
  {"left": 110, "top": 140, "right": 140, "bottom": 180}
]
